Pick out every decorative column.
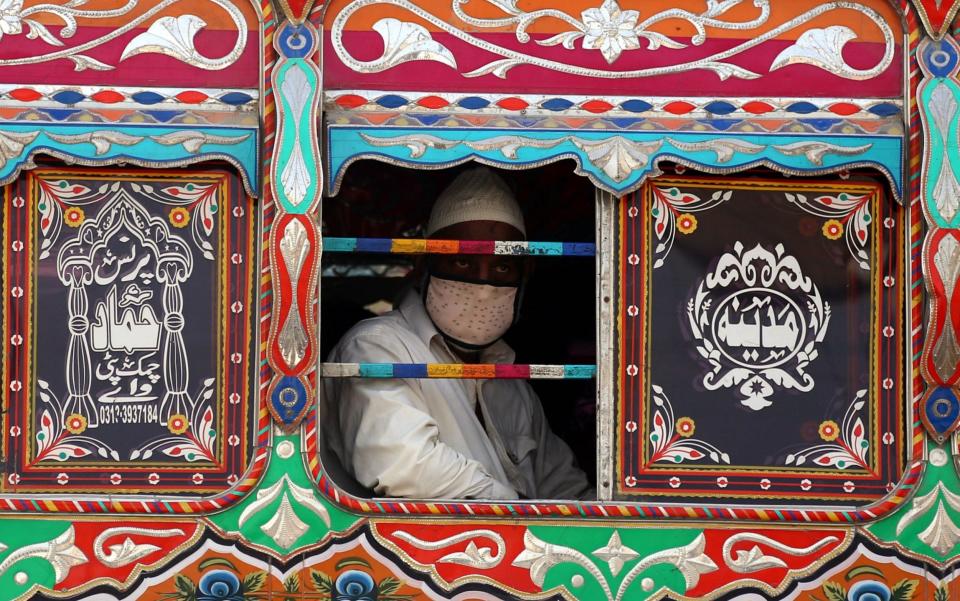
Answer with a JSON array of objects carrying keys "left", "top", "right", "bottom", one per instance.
[
  {"left": 265, "top": 5, "right": 323, "bottom": 431},
  {"left": 917, "top": 37, "right": 960, "bottom": 443},
  {"left": 158, "top": 259, "right": 192, "bottom": 424},
  {"left": 62, "top": 267, "right": 98, "bottom": 428}
]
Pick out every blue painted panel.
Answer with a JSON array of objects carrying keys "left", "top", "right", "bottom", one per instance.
[
  {"left": 327, "top": 127, "right": 904, "bottom": 201},
  {"left": 0, "top": 123, "right": 259, "bottom": 195}
]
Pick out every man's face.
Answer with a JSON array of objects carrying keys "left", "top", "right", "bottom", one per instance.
[{"left": 429, "top": 220, "right": 525, "bottom": 286}]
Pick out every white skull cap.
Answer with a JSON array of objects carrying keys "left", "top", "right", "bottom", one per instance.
[{"left": 426, "top": 167, "right": 526, "bottom": 236}]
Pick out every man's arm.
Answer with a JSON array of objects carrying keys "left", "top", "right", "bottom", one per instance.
[
  {"left": 526, "top": 386, "right": 593, "bottom": 500},
  {"left": 327, "top": 328, "right": 517, "bottom": 500}
]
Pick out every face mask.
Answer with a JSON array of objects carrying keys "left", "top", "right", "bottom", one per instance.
[{"left": 424, "top": 276, "right": 517, "bottom": 348}]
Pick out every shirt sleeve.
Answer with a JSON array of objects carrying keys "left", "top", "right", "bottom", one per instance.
[
  {"left": 525, "top": 384, "right": 594, "bottom": 500},
  {"left": 326, "top": 326, "right": 518, "bottom": 500}
]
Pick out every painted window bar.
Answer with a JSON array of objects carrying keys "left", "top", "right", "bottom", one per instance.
[
  {"left": 323, "top": 237, "right": 596, "bottom": 256},
  {"left": 321, "top": 236, "right": 597, "bottom": 379},
  {"left": 321, "top": 363, "right": 596, "bottom": 379}
]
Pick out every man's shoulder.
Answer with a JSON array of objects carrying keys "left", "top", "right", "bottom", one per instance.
[
  {"left": 329, "top": 310, "right": 424, "bottom": 362},
  {"left": 342, "top": 310, "right": 409, "bottom": 338}
]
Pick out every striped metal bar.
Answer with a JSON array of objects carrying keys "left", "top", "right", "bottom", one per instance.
[
  {"left": 323, "top": 237, "right": 596, "bottom": 256},
  {"left": 321, "top": 363, "right": 597, "bottom": 379}
]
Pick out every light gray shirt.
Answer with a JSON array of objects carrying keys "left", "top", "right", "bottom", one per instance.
[{"left": 320, "top": 291, "right": 592, "bottom": 500}]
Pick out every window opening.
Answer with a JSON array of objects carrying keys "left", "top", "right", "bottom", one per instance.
[{"left": 318, "top": 162, "right": 597, "bottom": 501}]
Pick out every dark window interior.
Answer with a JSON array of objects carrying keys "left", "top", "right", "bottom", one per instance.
[{"left": 320, "top": 161, "right": 598, "bottom": 488}]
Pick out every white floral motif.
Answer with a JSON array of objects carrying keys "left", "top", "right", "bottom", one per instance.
[
  {"left": 687, "top": 242, "right": 830, "bottom": 410},
  {"left": 0, "top": 0, "right": 246, "bottom": 71},
  {"left": 784, "top": 390, "right": 869, "bottom": 470},
  {"left": 580, "top": 0, "right": 640, "bottom": 64},
  {"left": 513, "top": 529, "right": 715, "bottom": 601},
  {"left": 0, "top": 526, "right": 87, "bottom": 584},
  {"left": 592, "top": 532, "right": 638, "bottom": 577},
  {"left": 333, "top": 1, "right": 894, "bottom": 81},
  {"left": 0, "top": 0, "right": 22, "bottom": 38}
]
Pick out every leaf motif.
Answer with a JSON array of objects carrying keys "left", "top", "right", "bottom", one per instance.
[
  {"left": 700, "top": 61, "right": 761, "bottom": 80},
  {"left": 464, "top": 58, "right": 522, "bottom": 79},
  {"left": 24, "top": 19, "right": 64, "bottom": 47},
  {"left": 199, "top": 558, "right": 239, "bottom": 572},
  {"left": 768, "top": 26, "right": 880, "bottom": 80},
  {"left": 67, "top": 54, "right": 113, "bottom": 71},
  {"left": 335, "top": 557, "right": 372, "bottom": 571},
  {"left": 283, "top": 574, "right": 300, "bottom": 593},
  {"left": 845, "top": 566, "right": 886, "bottom": 580},
  {"left": 311, "top": 570, "right": 333, "bottom": 593},
  {"left": 638, "top": 31, "right": 687, "bottom": 50},
  {"left": 378, "top": 576, "right": 401, "bottom": 595},
  {"left": 242, "top": 571, "right": 266, "bottom": 593},
  {"left": 536, "top": 31, "right": 583, "bottom": 49},
  {"left": 120, "top": 15, "right": 205, "bottom": 64},
  {"left": 822, "top": 581, "right": 846, "bottom": 601},
  {"left": 371, "top": 17, "right": 456, "bottom": 70},
  {"left": 891, "top": 579, "right": 920, "bottom": 601},
  {"left": 175, "top": 574, "right": 196, "bottom": 595}
]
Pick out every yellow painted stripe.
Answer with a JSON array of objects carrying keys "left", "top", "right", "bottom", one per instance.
[
  {"left": 392, "top": 239, "right": 427, "bottom": 253},
  {"left": 428, "top": 364, "right": 462, "bottom": 378}
]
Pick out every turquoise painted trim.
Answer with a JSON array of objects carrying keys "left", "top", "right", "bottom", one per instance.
[
  {"left": 0, "top": 123, "right": 258, "bottom": 195},
  {"left": 273, "top": 58, "right": 321, "bottom": 214},
  {"left": 921, "top": 78, "right": 960, "bottom": 227},
  {"left": 328, "top": 127, "right": 904, "bottom": 200}
]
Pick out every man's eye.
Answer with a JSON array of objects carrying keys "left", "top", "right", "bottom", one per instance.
[
  {"left": 494, "top": 264, "right": 511, "bottom": 274},
  {"left": 454, "top": 259, "right": 471, "bottom": 269}
]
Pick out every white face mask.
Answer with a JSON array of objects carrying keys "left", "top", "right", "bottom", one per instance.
[{"left": 424, "top": 276, "right": 517, "bottom": 348}]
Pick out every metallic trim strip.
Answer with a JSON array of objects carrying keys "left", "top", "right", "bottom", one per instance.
[{"left": 596, "top": 189, "right": 617, "bottom": 502}]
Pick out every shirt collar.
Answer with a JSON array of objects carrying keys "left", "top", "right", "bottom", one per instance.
[{"left": 398, "top": 289, "right": 516, "bottom": 364}]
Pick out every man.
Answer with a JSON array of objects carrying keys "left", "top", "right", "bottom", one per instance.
[{"left": 321, "top": 167, "right": 591, "bottom": 500}]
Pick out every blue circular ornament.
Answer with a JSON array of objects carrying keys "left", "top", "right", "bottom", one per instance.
[
  {"left": 923, "top": 386, "right": 960, "bottom": 438},
  {"left": 277, "top": 22, "right": 315, "bottom": 58},
  {"left": 925, "top": 40, "right": 958, "bottom": 77},
  {"left": 271, "top": 376, "right": 308, "bottom": 425}
]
